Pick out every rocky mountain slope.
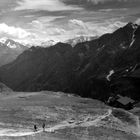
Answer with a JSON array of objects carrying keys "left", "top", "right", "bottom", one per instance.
[
  {"left": 0, "top": 38, "right": 28, "bottom": 66},
  {"left": 0, "top": 23, "right": 140, "bottom": 102}
]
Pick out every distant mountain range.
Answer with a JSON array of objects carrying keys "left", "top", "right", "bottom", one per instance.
[
  {"left": 0, "top": 38, "right": 28, "bottom": 66},
  {"left": 26, "top": 36, "right": 95, "bottom": 47},
  {"left": 0, "top": 22, "right": 140, "bottom": 102},
  {"left": 0, "top": 35, "right": 95, "bottom": 66}
]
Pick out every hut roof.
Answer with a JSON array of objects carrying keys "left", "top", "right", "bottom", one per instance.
[{"left": 117, "top": 95, "right": 135, "bottom": 105}]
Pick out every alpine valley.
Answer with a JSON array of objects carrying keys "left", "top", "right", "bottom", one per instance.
[{"left": 0, "top": 22, "right": 140, "bottom": 103}]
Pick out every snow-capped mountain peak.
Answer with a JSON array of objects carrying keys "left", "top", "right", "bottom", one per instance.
[
  {"left": 41, "top": 40, "right": 58, "bottom": 47},
  {"left": 7, "top": 42, "right": 17, "bottom": 49},
  {"left": 0, "top": 37, "right": 8, "bottom": 44},
  {"left": 0, "top": 37, "right": 28, "bottom": 66},
  {"left": 0, "top": 37, "right": 28, "bottom": 50}
]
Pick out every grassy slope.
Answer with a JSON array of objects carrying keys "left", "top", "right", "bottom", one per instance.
[{"left": 0, "top": 91, "right": 139, "bottom": 140}]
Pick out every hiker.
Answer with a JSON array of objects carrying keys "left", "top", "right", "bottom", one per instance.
[
  {"left": 42, "top": 123, "right": 45, "bottom": 132},
  {"left": 34, "top": 125, "right": 37, "bottom": 132}
]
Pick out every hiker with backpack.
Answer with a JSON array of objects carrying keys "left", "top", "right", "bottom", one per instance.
[{"left": 42, "top": 123, "right": 45, "bottom": 132}]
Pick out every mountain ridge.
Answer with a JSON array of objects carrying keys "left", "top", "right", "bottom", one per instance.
[{"left": 0, "top": 22, "right": 140, "bottom": 102}]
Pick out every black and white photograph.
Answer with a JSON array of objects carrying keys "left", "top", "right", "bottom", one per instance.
[{"left": 0, "top": 0, "right": 140, "bottom": 139}]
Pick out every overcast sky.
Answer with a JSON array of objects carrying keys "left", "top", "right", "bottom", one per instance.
[{"left": 0, "top": 0, "right": 140, "bottom": 44}]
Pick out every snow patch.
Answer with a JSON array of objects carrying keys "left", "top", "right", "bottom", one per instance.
[
  {"left": 0, "top": 37, "right": 8, "bottom": 44},
  {"left": 130, "top": 38, "right": 135, "bottom": 47},
  {"left": 7, "top": 42, "right": 17, "bottom": 49},
  {"left": 106, "top": 70, "right": 115, "bottom": 81},
  {"left": 131, "top": 64, "right": 138, "bottom": 72},
  {"left": 97, "top": 45, "right": 105, "bottom": 52}
]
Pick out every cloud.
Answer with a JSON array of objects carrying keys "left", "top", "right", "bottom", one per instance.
[
  {"left": 63, "top": 0, "right": 130, "bottom": 6},
  {"left": 87, "top": 0, "right": 129, "bottom": 4},
  {"left": 135, "top": 18, "right": 140, "bottom": 25},
  {"left": 99, "top": 8, "right": 127, "bottom": 12},
  {"left": 0, "top": 23, "right": 32, "bottom": 39},
  {"left": 30, "top": 16, "right": 65, "bottom": 28},
  {"left": 69, "top": 19, "right": 89, "bottom": 30},
  {"left": 15, "top": 0, "right": 82, "bottom": 11},
  {"left": 108, "top": 21, "right": 127, "bottom": 29},
  {"left": 13, "top": 27, "right": 66, "bottom": 45},
  {"left": 30, "top": 20, "right": 44, "bottom": 30},
  {"left": 26, "top": 20, "right": 127, "bottom": 44},
  {"left": 87, "top": 0, "right": 108, "bottom": 4},
  {"left": 28, "top": 16, "right": 66, "bottom": 35},
  {"left": 93, "top": 21, "right": 127, "bottom": 35},
  {"left": 68, "top": 19, "right": 127, "bottom": 37},
  {"left": 69, "top": 19, "right": 125, "bottom": 33}
]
